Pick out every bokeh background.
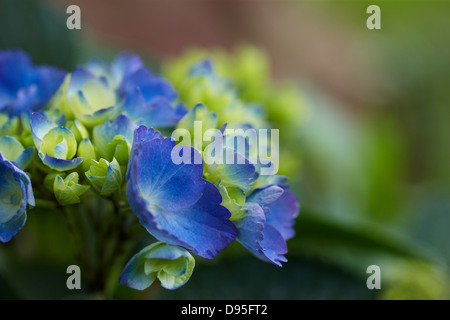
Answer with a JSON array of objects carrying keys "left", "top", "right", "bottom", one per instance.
[{"left": 0, "top": 0, "right": 449, "bottom": 299}]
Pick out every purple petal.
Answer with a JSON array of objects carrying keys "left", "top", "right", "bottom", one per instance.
[
  {"left": 236, "top": 202, "right": 288, "bottom": 267},
  {"left": 247, "top": 185, "right": 284, "bottom": 214},
  {"left": 266, "top": 186, "right": 300, "bottom": 241}
]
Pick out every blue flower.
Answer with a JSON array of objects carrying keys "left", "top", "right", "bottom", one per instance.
[
  {"left": 84, "top": 52, "right": 186, "bottom": 128},
  {"left": 118, "top": 55, "right": 186, "bottom": 128},
  {"left": 30, "top": 112, "right": 84, "bottom": 171},
  {"left": 56, "top": 66, "right": 122, "bottom": 127},
  {"left": 120, "top": 65, "right": 178, "bottom": 103},
  {"left": 0, "top": 50, "right": 66, "bottom": 117},
  {"left": 126, "top": 126, "right": 238, "bottom": 259},
  {"left": 235, "top": 184, "right": 299, "bottom": 266},
  {"left": 0, "top": 153, "right": 35, "bottom": 243},
  {"left": 92, "top": 114, "right": 137, "bottom": 165},
  {"left": 120, "top": 242, "right": 195, "bottom": 290},
  {"left": 122, "top": 89, "right": 186, "bottom": 129},
  {"left": 84, "top": 52, "right": 145, "bottom": 90}
]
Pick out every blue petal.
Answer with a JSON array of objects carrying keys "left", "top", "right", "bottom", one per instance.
[
  {"left": 138, "top": 181, "right": 238, "bottom": 259},
  {"left": 0, "top": 153, "right": 34, "bottom": 242},
  {"left": 0, "top": 157, "right": 25, "bottom": 224},
  {"left": 132, "top": 125, "right": 165, "bottom": 145},
  {"left": 8, "top": 160, "right": 35, "bottom": 209},
  {"left": 265, "top": 186, "right": 300, "bottom": 241},
  {"left": 236, "top": 202, "right": 287, "bottom": 267},
  {"left": 67, "top": 67, "right": 96, "bottom": 98},
  {"left": 123, "top": 89, "right": 186, "bottom": 128},
  {"left": 40, "top": 153, "right": 84, "bottom": 171},
  {"left": 235, "top": 202, "right": 265, "bottom": 257},
  {"left": 120, "top": 68, "right": 177, "bottom": 103},
  {"left": 111, "top": 52, "right": 144, "bottom": 87},
  {"left": 84, "top": 52, "right": 145, "bottom": 90},
  {"left": 83, "top": 58, "right": 108, "bottom": 77},
  {"left": 188, "top": 59, "right": 214, "bottom": 77},
  {"left": 33, "top": 66, "right": 66, "bottom": 109},
  {"left": 93, "top": 114, "right": 137, "bottom": 159},
  {"left": 0, "top": 153, "right": 35, "bottom": 209},
  {"left": 119, "top": 247, "right": 156, "bottom": 291},
  {"left": 15, "top": 147, "right": 35, "bottom": 170},
  {"left": 258, "top": 223, "right": 288, "bottom": 266},
  {"left": 0, "top": 211, "right": 27, "bottom": 243},
  {"left": 0, "top": 50, "right": 33, "bottom": 93},
  {"left": 0, "top": 50, "right": 65, "bottom": 117},
  {"left": 246, "top": 185, "right": 284, "bottom": 214},
  {"left": 30, "top": 112, "right": 57, "bottom": 148},
  {"left": 128, "top": 137, "right": 205, "bottom": 213},
  {"left": 127, "top": 135, "right": 237, "bottom": 258},
  {"left": 126, "top": 126, "right": 164, "bottom": 180}
]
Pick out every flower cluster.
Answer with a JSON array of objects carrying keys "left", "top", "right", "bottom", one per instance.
[{"left": 0, "top": 49, "right": 299, "bottom": 291}]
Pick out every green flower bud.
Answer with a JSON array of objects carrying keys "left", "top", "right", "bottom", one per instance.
[
  {"left": 105, "top": 135, "right": 130, "bottom": 165},
  {"left": 176, "top": 104, "right": 218, "bottom": 150},
  {"left": 44, "top": 171, "right": 64, "bottom": 192},
  {"left": 78, "top": 138, "right": 97, "bottom": 172},
  {"left": 40, "top": 127, "right": 78, "bottom": 160},
  {"left": 67, "top": 120, "right": 89, "bottom": 143},
  {"left": 54, "top": 172, "right": 90, "bottom": 205},
  {"left": 85, "top": 158, "right": 122, "bottom": 195},
  {"left": 217, "top": 183, "right": 246, "bottom": 221},
  {"left": 120, "top": 242, "right": 195, "bottom": 290}
]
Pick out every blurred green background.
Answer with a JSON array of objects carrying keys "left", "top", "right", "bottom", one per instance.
[{"left": 0, "top": 0, "right": 449, "bottom": 299}]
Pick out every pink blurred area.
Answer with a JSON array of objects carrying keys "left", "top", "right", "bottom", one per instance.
[{"left": 46, "top": 0, "right": 381, "bottom": 109}]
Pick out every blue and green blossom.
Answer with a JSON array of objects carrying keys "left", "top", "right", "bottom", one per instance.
[
  {"left": 120, "top": 242, "right": 195, "bottom": 290},
  {"left": 0, "top": 48, "right": 300, "bottom": 292}
]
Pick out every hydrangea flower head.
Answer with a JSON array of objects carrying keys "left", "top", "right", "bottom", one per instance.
[
  {"left": 0, "top": 48, "right": 301, "bottom": 293},
  {"left": 30, "top": 112, "right": 84, "bottom": 171}
]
